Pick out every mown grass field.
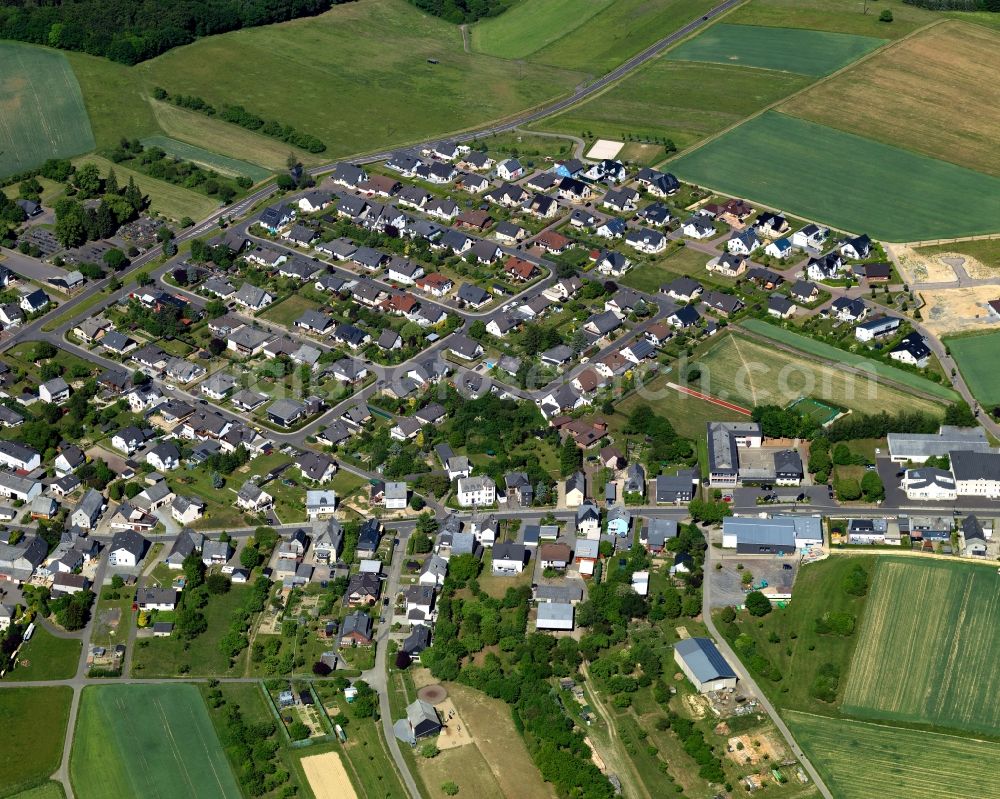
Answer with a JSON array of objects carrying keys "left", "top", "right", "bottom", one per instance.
[
  {"left": 618, "top": 245, "right": 710, "bottom": 293},
  {"left": 613, "top": 372, "right": 746, "bottom": 439},
  {"left": 7, "top": 625, "right": 81, "bottom": 681},
  {"left": 471, "top": 0, "right": 614, "bottom": 59},
  {"left": 842, "top": 558, "right": 1000, "bottom": 735},
  {"left": 918, "top": 239, "right": 1000, "bottom": 269},
  {"left": 782, "top": 22, "right": 1000, "bottom": 177},
  {"left": 526, "top": 0, "right": 718, "bottom": 74},
  {"left": 7, "top": 783, "right": 66, "bottom": 799},
  {"left": 534, "top": 60, "right": 811, "bottom": 151},
  {"left": 0, "top": 42, "right": 95, "bottom": 177},
  {"left": 666, "top": 23, "right": 885, "bottom": 76},
  {"left": 669, "top": 111, "right": 1000, "bottom": 241},
  {"left": 73, "top": 154, "right": 218, "bottom": 221},
  {"left": 725, "top": 0, "right": 942, "bottom": 38},
  {"left": 71, "top": 684, "right": 240, "bottom": 799},
  {"left": 741, "top": 318, "right": 959, "bottom": 401},
  {"left": 0, "top": 686, "right": 72, "bottom": 797},
  {"left": 140, "top": 135, "right": 272, "bottom": 182},
  {"left": 786, "top": 711, "right": 1000, "bottom": 799},
  {"left": 697, "top": 332, "right": 946, "bottom": 417},
  {"left": 945, "top": 331, "right": 1000, "bottom": 408}
]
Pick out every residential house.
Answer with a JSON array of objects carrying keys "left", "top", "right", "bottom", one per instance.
[
  {"left": 491, "top": 542, "right": 526, "bottom": 575},
  {"left": 108, "top": 529, "right": 147, "bottom": 567}
]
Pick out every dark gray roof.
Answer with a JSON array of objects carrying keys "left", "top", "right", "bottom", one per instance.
[{"left": 675, "top": 637, "right": 737, "bottom": 683}]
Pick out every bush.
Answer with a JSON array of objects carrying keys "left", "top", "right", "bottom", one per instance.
[
  {"left": 842, "top": 563, "right": 869, "bottom": 596},
  {"left": 745, "top": 591, "right": 772, "bottom": 617},
  {"left": 879, "top": 9, "right": 893, "bottom": 21},
  {"left": 441, "top": 782, "right": 459, "bottom": 796}
]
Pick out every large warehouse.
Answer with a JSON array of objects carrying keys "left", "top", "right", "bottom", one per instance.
[
  {"left": 722, "top": 515, "right": 823, "bottom": 554},
  {"left": 674, "top": 637, "right": 738, "bottom": 693}
]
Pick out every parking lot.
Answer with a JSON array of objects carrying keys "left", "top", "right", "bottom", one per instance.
[{"left": 708, "top": 553, "right": 799, "bottom": 608}]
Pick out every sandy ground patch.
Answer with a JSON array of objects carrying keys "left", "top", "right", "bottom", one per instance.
[
  {"left": 411, "top": 666, "right": 436, "bottom": 689},
  {"left": 675, "top": 626, "right": 690, "bottom": 639},
  {"left": 300, "top": 751, "right": 358, "bottom": 799},
  {"left": 680, "top": 691, "right": 709, "bottom": 719},
  {"left": 894, "top": 245, "right": 955, "bottom": 284},
  {"left": 944, "top": 253, "right": 996, "bottom": 280},
  {"left": 586, "top": 139, "right": 624, "bottom": 160},
  {"left": 434, "top": 698, "right": 473, "bottom": 749},
  {"left": 919, "top": 285, "right": 1000, "bottom": 336}
]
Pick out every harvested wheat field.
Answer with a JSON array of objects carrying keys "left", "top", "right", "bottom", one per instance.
[
  {"left": 782, "top": 21, "right": 1000, "bottom": 178},
  {"left": 300, "top": 752, "right": 358, "bottom": 799}
]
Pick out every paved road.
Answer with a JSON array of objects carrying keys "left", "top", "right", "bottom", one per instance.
[{"left": 701, "top": 540, "right": 833, "bottom": 799}]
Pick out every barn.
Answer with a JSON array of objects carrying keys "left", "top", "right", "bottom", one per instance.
[{"left": 674, "top": 638, "right": 738, "bottom": 693}]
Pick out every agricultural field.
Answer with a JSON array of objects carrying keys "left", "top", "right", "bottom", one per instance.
[
  {"left": 140, "top": 136, "right": 272, "bottom": 182},
  {"left": 525, "top": 0, "right": 718, "bottom": 75},
  {"left": 72, "top": 154, "right": 218, "bottom": 222},
  {"left": 534, "top": 60, "right": 811, "bottom": 152},
  {"left": 725, "top": 0, "right": 942, "bottom": 38},
  {"left": 668, "top": 111, "right": 1000, "bottom": 241},
  {"left": 6, "top": 625, "right": 81, "bottom": 681},
  {"left": 134, "top": 0, "right": 583, "bottom": 161},
  {"left": 666, "top": 23, "right": 885, "bottom": 76},
  {"left": 70, "top": 684, "right": 241, "bottom": 799},
  {"left": 786, "top": 711, "right": 1000, "bottom": 799},
  {"left": 471, "top": 0, "right": 614, "bottom": 59},
  {"left": 740, "top": 318, "right": 959, "bottom": 401},
  {"left": 0, "top": 687, "right": 72, "bottom": 797},
  {"left": 0, "top": 42, "right": 95, "bottom": 177},
  {"left": 782, "top": 22, "right": 1000, "bottom": 177},
  {"left": 696, "top": 332, "right": 946, "bottom": 417},
  {"left": 7, "top": 784, "right": 66, "bottom": 799},
  {"left": 945, "top": 331, "right": 1000, "bottom": 408},
  {"left": 842, "top": 558, "right": 1000, "bottom": 735}
]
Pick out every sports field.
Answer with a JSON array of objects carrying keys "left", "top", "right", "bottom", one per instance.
[
  {"left": 471, "top": 0, "right": 614, "bottom": 59},
  {"left": 697, "top": 332, "right": 945, "bottom": 417},
  {"left": 782, "top": 22, "right": 1000, "bottom": 177},
  {"left": 786, "top": 711, "right": 1000, "bottom": 799},
  {"left": 0, "top": 42, "right": 95, "bottom": 177},
  {"left": 666, "top": 23, "right": 885, "bottom": 76},
  {"left": 945, "top": 331, "right": 1000, "bottom": 407},
  {"left": 534, "top": 60, "right": 810, "bottom": 152},
  {"left": 842, "top": 558, "right": 1000, "bottom": 735},
  {"left": 140, "top": 136, "right": 272, "bottom": 182},
  {"left": 0, "top": 686, "right": 72, "bottom": 797},
  {"left": 670, "top": 112, "right": 1000, "bottom": 241},
  {"left": 741, "top": 319, "right": 959, "bottom": 400},
  {"left": 787, "top": 396, "right": 840, "bottom": 426},
  {"left": 70, "top": 684, "right": 241, "bottom": 799}
]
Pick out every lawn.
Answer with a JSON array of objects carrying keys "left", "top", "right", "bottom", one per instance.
[
  {"left": 130, "top": 585, "right": 253, "bottom": 677},
  {"left": 613, "top": 371, "right": 746, "bottom": 439},
  {"left": 619, "top": 246, "right": 711, "bottom": 293},
  {"left": 471, "top": 0, "right": 614, "bottom": 59},
  {"left": 527, "top": 0, "right": 719, "bottom": 75},
  {"left": 666, "top": 23, "right": 885, "bottom": 76},
  {"left": 944, "top": 331, "right": 1000, "bottom": 408},
  {"left": 842, "top": 558, "right": 1000, "bottom": 736},
  {"left": 70, "top": 684, "right": 241, "bottom": 799},
  {"left": 721, "top": 556, "right": 876, "bottom": 714},
  {"left": 0, "top": 42, "right": 95, "bottom": 177},
  {"left": 259, "top": 294, "right": 322, "bottom": 328},
  {"left": 140, "top": 135, "right": 272, "bottom": 183},
  {"left": 740, "top": 318, "right": 960, "bottom": 401},
  {"left": 132, "top": 0, "right": 584, "bottom": 161},
  {"left": 668, "top": 111, "right": 1000, "bottom": 241},
  {"left": 72, "top": 154, "right": 218, "bottom": 222},
  {"left": 785, "top": 711, "right": 1000, "bottom": 799},
  {"left": 534, "top": 60, "right": 811, "bottom": 152},
  {"left": 696, "top": 332, "right": 946, "bottom": 418},
  {"left": 8, "top": 625, "right": 81, "bottom": 681},
  {"left": 0, "top": 687, "right": 72, "bottom": 797},
  {"left": 782, "top": 22, "right": 1000, "bottom": 178}
]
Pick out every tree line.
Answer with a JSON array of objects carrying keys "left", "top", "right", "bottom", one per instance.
[
  {"left": 154, "top": 88, "right": 326, "bottom": 153},
  {"left": 0, "top": 0, "right": 344, "bottom": 64},
  {"left": 405, "top": 0, "right": 514, "bottom": 24}
]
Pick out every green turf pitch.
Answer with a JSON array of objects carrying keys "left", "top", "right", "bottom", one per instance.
[
  {"left": 944, "top": 331, "right": 1000, "bottom": 407},
  {"left": 787, "top": 396, "right": 840, "bottom": 425},
  {"left": 140, "top": 136, "right": 272, "bottom": 182},
  {"left": 670, "top": 112, "right": 1000, "bottom": 241},
  {"left": 842, "top": 558, "right": 1000, "bottom": 735},
  {"left": 666, "top": 23, "right": 885, "bottom": 76},
  {"left": 786, "top": 710, "right": 1000, "bottom": 799},
  {"left": 0, "top": 42, "right": 96, "bottom": 177},
  {"left": 70, "top": 684, "right": 241, "bottom": 799}
]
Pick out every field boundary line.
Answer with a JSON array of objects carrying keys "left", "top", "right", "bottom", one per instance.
[
  {"left": 665, "top": 381, "right": 751, "bottom": 414},
  {"left": 660, "top": 18, "right": 947, "bottom": 173},
  {"left": 785, "top": 709, "right": 1000, "bottom": 746}
]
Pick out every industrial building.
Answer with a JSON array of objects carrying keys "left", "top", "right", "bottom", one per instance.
[
  {"left": 722, "top": 515, "right": 823, "bottom": 554},
  {"left": 673, "top": 637, "right": 738, "bottom": 693}
]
